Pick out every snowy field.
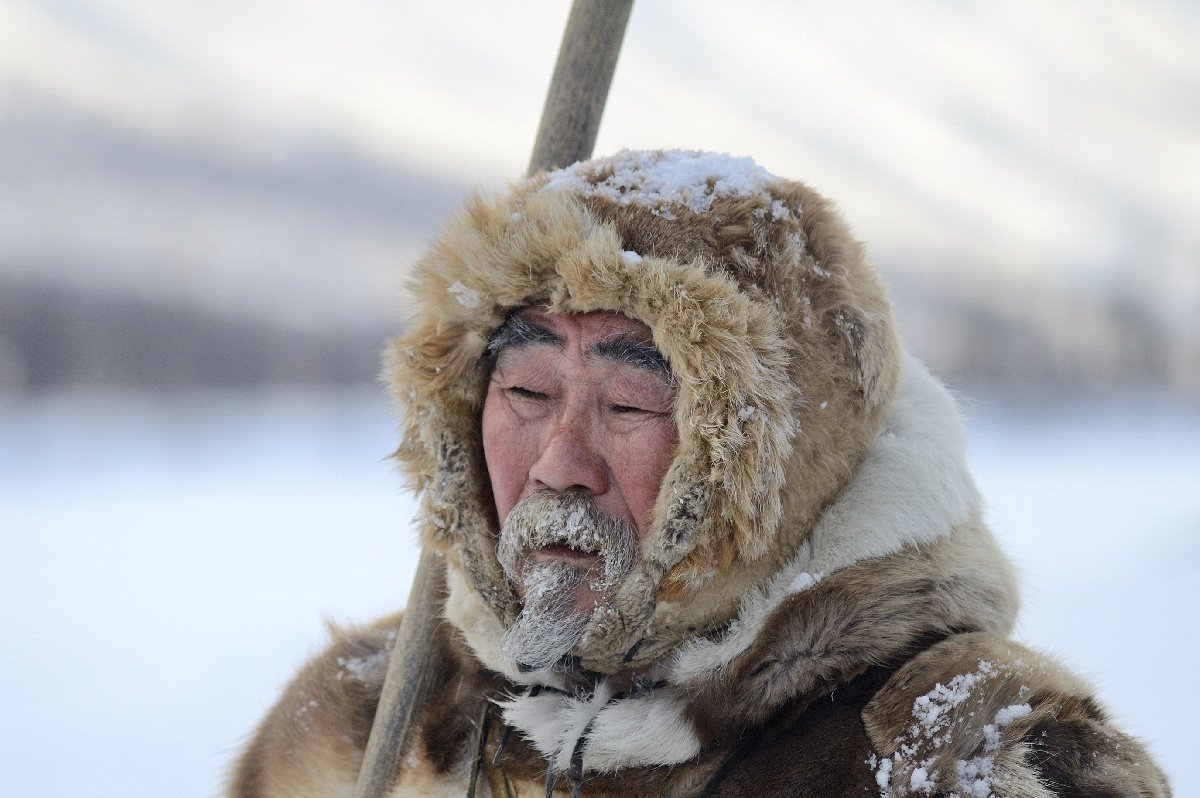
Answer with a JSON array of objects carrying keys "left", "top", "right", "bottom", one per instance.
[{"left": 1, "top": 386, "right": 1197, "bottom": 797}]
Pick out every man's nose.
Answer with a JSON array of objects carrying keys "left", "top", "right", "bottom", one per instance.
[{"left": 528, "top": 415, "right": 608, "bottom": 496}]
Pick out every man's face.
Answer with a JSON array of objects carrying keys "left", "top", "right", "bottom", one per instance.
[{"left": 481, "top": 308, "right": 678, "bottom": 667}]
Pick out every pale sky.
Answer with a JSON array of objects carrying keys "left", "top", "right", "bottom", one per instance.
[{"left": 1, "top": 1, "right": 1197, "bottom": 327}]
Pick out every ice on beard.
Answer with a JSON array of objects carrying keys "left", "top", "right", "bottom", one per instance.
[
  {"left": 500, "top": 561, "right": 590, "bottom": 671},
  {"left": 499, "top": 493, "right": 636, "bottom": 589}
]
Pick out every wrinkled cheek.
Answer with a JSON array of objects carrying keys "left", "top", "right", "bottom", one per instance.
[
  {"left": 621, "top": 421, "right": 680, "bottom": 540},
  {"left": 481, "top": 401, "right": 535, "bottom": 527},
  {"left": 480, "top": 399, "right": 513, "bottom": 522}
]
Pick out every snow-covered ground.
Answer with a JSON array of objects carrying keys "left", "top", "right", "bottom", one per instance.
[{"left": 1, "top": 386, "right": 1196, "bottom": 796}]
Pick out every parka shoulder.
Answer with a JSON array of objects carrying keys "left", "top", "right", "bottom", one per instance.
[
  {"left": 227, "top": 612, "right": 510, "bottom": 798},
  {"left": 226, "top": 613, "right": 401, "bottom": 798},
  {"left": 863, "top": 632, "right": 1171, "bottom": 797}
]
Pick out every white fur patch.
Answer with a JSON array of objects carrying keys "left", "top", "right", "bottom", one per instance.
[
  {"left": 578, "top": 688, "right": 701, "bottom": 772},
  {"left": 496, "top": 681, "right": 702, "bottom": 775},
  {"left": 497, "top": 680, "right": 615, "bottom": 771},
  {"left": 799, "top": 353, "right": 979, "bottom": 576}
]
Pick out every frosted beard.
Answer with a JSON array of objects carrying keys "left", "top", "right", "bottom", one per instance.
[{"left": 497, "top": 492, "right": 639, "bottom": 671}]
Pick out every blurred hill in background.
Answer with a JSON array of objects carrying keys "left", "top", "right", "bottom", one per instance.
[{"left": 1, "top": 1, "right": 1197, "bottom": 400}]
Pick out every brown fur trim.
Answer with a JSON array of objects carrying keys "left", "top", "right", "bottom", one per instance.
[{"left": 677, "top": 519, "right": 1017, "bottom": 738}]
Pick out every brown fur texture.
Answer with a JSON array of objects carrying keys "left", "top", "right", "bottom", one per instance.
[
  {"left": 228, "top": 614, "right": 398, "bottom": 798},
  {"left": 228, "top": 152, "right": 1170, "bottom": 797},
  {"left": 679, "top": 519, "right": 1018, "bottom": 738},
  {"left": 228, "top": 597, "right": 1170, "bottom": 796},
  {"left": 863, "top": 634, "right": 1171, "bottom": 797}
]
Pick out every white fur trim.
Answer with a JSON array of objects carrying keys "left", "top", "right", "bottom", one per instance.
[
  {"left": 669, "top": 354, "right": 978, "bottom": 683},
  {"left": 497, "top": 680, "right": 615, "bottom": 771},
  {"left": 800, "top": 352, "right": 978, "bottom": 576},
  {"left": 496, "top": 681, "right": 702, "bottom": 775},
  {"left": 579, "top": 688, "right": 702, "bottom": 772}
]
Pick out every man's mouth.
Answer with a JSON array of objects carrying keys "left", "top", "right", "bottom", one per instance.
[{"left": 530, "top": 544, "right": 601, "bottom": 566}]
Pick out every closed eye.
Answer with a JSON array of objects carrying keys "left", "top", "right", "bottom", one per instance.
[
  {"left": 612, "top": 404, "right": 666, "bottom": 415},
  {"left": 508, "top": 386, "right": 548, "bottom": 400}
]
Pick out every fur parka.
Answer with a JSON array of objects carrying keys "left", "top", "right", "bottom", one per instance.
[{"left": 228, "top": 151, "right": 1170, "bottom": 797}]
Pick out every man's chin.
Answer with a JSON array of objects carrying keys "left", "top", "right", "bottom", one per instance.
[{"left": 518, "top": 576, "right": 605, "bottom": 614}]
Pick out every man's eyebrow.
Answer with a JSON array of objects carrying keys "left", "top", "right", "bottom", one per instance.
[
  {"left": 589, "top": 333, "right": 673, "bottom": 379},
  {"left": 483, "top": 313, "right": 672, "bottom": 380},
  {"left": 483, "top": 313, "right": 563, "bottom": 366}
]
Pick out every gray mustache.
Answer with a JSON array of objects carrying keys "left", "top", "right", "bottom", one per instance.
[{"left": 497, "top": 491, "right": 639, "bottom": 588}]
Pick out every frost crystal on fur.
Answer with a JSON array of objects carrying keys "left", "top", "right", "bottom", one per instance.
[
  {"left": 334, "top": 651, "right": 388, "bottom": 683},
  {"left": 868, "top": 660, "right": 1038, "bottom": 797},
  {"left": 910, "top": 661, "right": 997, "bottom": 740},
  {"left": 542, "top": 149, "right": 785, "bottom": 218},
  {"left": 447, "top": 280, "right": 479, "bottom": 308}
]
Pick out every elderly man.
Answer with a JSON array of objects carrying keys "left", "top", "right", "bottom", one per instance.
[{"left": 229, "top": 150, "right": 1170, "bottom": 797}]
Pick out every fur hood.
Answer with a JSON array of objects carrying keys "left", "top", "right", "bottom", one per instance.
[
  {"left": 386, "top": 150, "right": 910, "bottom": 675},
  {"left": 380, "top": 149, "right": 1021, "bottom": 781}
]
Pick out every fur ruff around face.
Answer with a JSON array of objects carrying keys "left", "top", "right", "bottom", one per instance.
[
  {"left": 451, "top": 352, "right": 1020, "bottom": 777},
  {"left": 385, "top": 150, "right": 901, "bottom": 673}
]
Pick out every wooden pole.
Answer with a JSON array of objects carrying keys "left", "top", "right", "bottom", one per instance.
[
  {"left": 353, "top": 3, "right": 633, "bottom": 797},
  {"left": 353, "top": 547, "right": 447, "bottom": 798},
  {"left": 528, "top": 0, "right": 634, "bottom": 176}
]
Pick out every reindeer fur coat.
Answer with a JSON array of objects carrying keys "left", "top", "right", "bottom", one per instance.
[{"left": 229, "top": 151, "right": 1170, "bottom": 797}]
